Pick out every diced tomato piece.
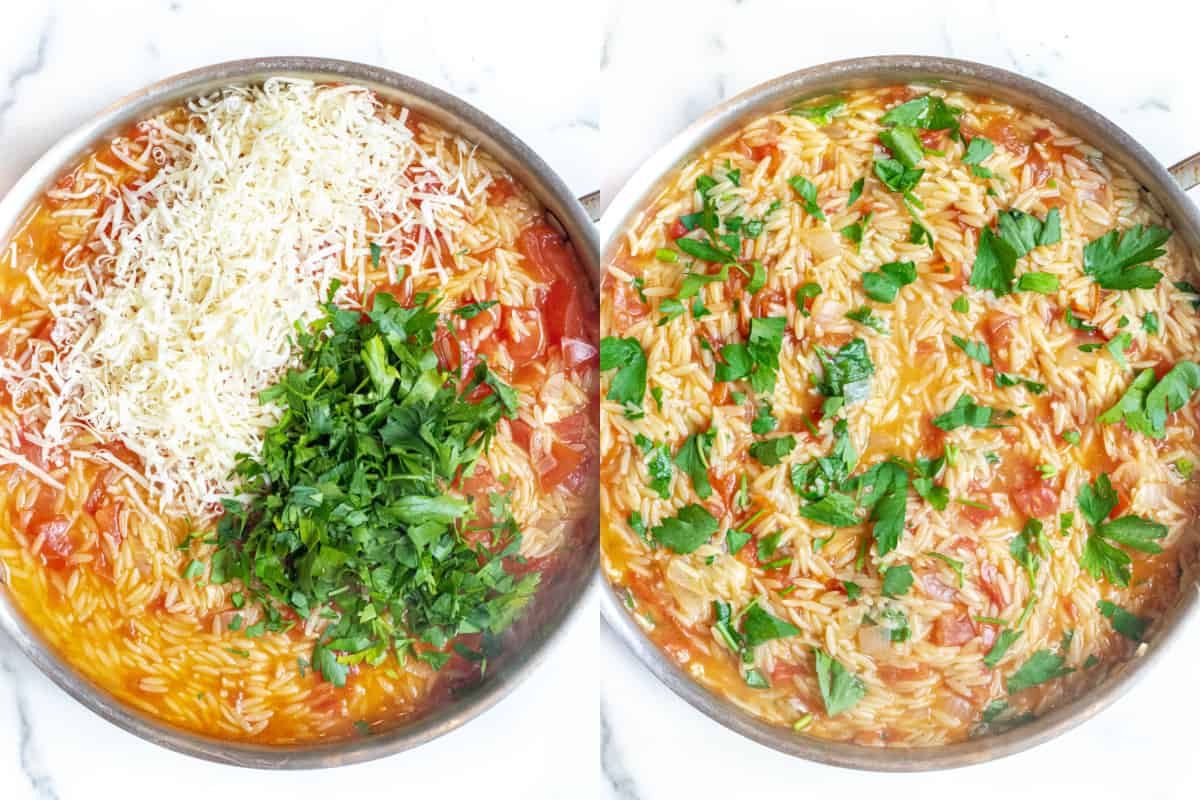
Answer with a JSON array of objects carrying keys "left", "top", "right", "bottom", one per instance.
[
  {"left": 984, "top": 116, "right": 1028, "bottom": 155},
  {"left": 93, "top": 502, "right": 122, "bottom": 544},
  {"left": 978, "top": 561, "right": 1007, "bottom": 608},
  {"left": 707, "top": 468, "right": 740, "bottom": 513},
  {"left": 932, "top": 611, "right": 976, "bottom": 646},
  {"left": 503, "top": 307, "right": 546, "bottom": 365},
  {"left": 608, "top": 277, "right": 648, "bottom": 331},
  {"left": 1012, "top": 484, "right": 1058, "bottom": 518},
  {"left": 518, "top": 222, "right": 581, "bottom": 286},
  {"left": 460, "top": 301, "right": 501, "bottom": 348},
  {"left": 961, "top": 502, "right": 1000, "bottom": 528},
  {"left": 488, "top": 177, "right": 517, "bottom": 204},
  {"left": 563, "top": 337, "right": 598, "bottom": 368},
  {"left": 508, "top": 419, "right": 533, "bottom": 453},
  {"left": 748, "top": 142, "right": 779, "bottom": 163},
  {"left": 537, "top": 441, "right": 588, "bottom": 493},
  {"left": 83, "top": 471, "right": 110, "bottom": 515},
  {"left": 36, "top": 517, "right": 74, "bottom": 569},
  {"left": 668, "top": 219, "right": 688, "bottom": 240},
  {"left": 982, "top": 312, "right": 1018, "bottom": 373}
]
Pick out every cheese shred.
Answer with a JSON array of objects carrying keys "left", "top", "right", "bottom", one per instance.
[{"left": 8, "top": 79, "right": 485, "bottom": 519}]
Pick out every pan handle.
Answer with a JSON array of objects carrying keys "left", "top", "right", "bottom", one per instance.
[
  {"left": 578, "top": 191, "right": 601, "bottom": 222},
  {"left": 1170, "top": 152, "right": 1200, "bottom": 192}
]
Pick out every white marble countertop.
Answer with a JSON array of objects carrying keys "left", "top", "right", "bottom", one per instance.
[
  {"left": 0, "top": 2, "right": 600, "bottom": 798},
  {"left": 600, "top": 0, "right": 1200, "bottom": 798}
]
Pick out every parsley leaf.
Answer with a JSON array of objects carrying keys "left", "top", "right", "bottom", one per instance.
[
  {"left": 790, "top": 96, "right": 847, "bottom": 125},
  {"left": 600, "top": 337, "right": 647, "bottom": 414},
  {"left": 846, "top": 306, "right": 888, "bottom": 335},
  {"left": 847, "top": 177, "right": 865, "bottom": 207},
  {"left": 798, "top": 491, "right": 860, "bottom": 528},
  {"left": 963, "top": 136, "right": 994, "bottom": 165},
  {"left": 749, "top": 435, "right": 797, "bottom": 467},
  {"left": 1097, "top": 600, "right": 1149, "bottom": 641},
  {"left": 674, "top": 429, "right": 716, "bottom": 499},
  {"left": 1098, "top": 362, "right": 1200, "bottom": 438},
  {"left": 644, "top": 442, "right": 674, "bottom": 499},
  {"left": 984, "top": 629, "right": 1021, "bottom": 669},
  {"left": 814, "top": 647, "right": 866, "bottom": 717},
  {"left": 1077, "top": 473, "right": 1167, "bottom": 586},
  {"left": 874, "top": 158, "right": 923, "bottom": 195},
  {"left": 880, "top": 126, "right": 924, "bottom": 169},
  {"left": 1016, "top": 272, "right": 1060, "bottom": 294},
  {"left": 788, "top": 176, "right": 826, "bottom": 221},
  {"left": 1083, "top": 225, "right": 1172, "bottom": 290},
  {"left": 742, "top": 602, "right": 801, "bottom": 647},
  {"left": 651, "top": 504, "right": 719, "bottom": 554},
  {"left": 932, "top": 395, "right": 1003, "bottom": 431},
  {"left": 1007, "top": 650, "right": 1073, "bottom": 695},
  {"left": 880, "top": 95, "right": 961, "bottom": 132},
  {"left": 843, "top": 461, "right": 909, "bottom": 555},
  {"left": 815, "top": 338, "right": 875, "bottom": 415},
  {"left": 862, "top": 261, "right": 917, "bottom": 303},
  {"left": 881, "top": 564, "right": 913, "bottom": 597},
  {"left": 951, "top": 335, "right": 991, "bottom": 366}
]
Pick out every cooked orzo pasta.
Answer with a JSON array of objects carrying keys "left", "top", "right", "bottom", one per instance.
[
  {"left": 600, "top": 86, "right": 1200, "bottom": 746},
  {"left": 0, "top": 79, "right": 598, "bottom": 743}
]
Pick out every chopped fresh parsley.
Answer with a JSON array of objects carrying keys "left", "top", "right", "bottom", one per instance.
[
  {"left": 1083, "top": 225, "right": 1172, "bottom": 290},
  {"left": 881, "top": 564, "right": 913, "bottom": 597},
  {"left": 880, "top": 95, "right": 962, "bottom": 133},
  {"left": 879, "top": 126, "right": 924, "bottom": 169},
  {"left": 1007, "top": 650, "right": 1073, "bottom": 695},
  {"left": 211, "top": 290, "right": 532, "bottom": 685},
  {"left": 932, "top": 395, "right": 1003, "bottom": 431},
  {"left": 1098, "top": 362, "right": 1200, "bottom": 438},
  {"left": 951, "top": 335, "right": 991, "bottom": 366},
  {"left": 651, "top": 504, "right": 719, "bottom": 554},
  {"left": 970, "top": 209, "right": 1061, "bottom": 296},
  {"left": 452, "top": 300, "right": 500, "bottom": 319},
  {"left": 813, "top": 647, "right": 866, "bottom": 717},
  {"left": 951, "top": 295, "right": 969, "bottom": 314},
  {"left": 1077, "top": 473, "right": 1167, "bottom": 587},
  {"left": 1016, "top": 272, "right": 1060, "bottom": 294},
  {"left": 984, "top": 629, "right": 1021, "bottom": 669},
  {"left": 746, "top": 260, "right": 767, "bottom": 295},
  {"left": 994, "top": 372, "right": 1046, "bottom": 394},
  {"left": 742, "top": 601, "right": 801, "bottom": 647},
  {"left": 749, "top": 435, "right": 797, "bottom": 467},
  {"left": 814, "top": 338, "right": 875, "bottom": 416},
  {"left": 790, "top": 96, "right": 847, "bottom": 125},
  {"left": 1097, "top": 600, "right": 1150, "bottom": 641},
  {"left": 644, "top": 441, "right": 674, "bottom": 499},
  {"left": 1010, "top": 519, "right": 1045, "bottom": 589},
  {"left": 1143, "top": 311, "right": 1159, "bottom": 334},
  {"left": 600, "top": 337, "right": 647, "bottom": 415},
  {"left": 674, "top": 429, "right": 716, "bottom": 499},
  {"left": 843, "top": 461, "right": 909, "bottom": 556},
  {"left": 963, "top": 136, "right": 995, "bottom": 165},
  {"left": 847, "top": 177, "right": 865, "bottom": 207},
  {"left": 846, "top": 305, "right": 888, "bottom": 335},
  {"left": 788, "top": 176, "right": 826, "bottom": 220},
  {"left": 874, "top": 158, "right": 924, "bottom": 195},
  {"left": 862, "top": 261, "right": 917, "bottom": 303},
  {"left": 751, "top": 403, "right": 778, "bottom": 435},
  {"left": 715, "top": 317, "right": 787, "bottom": 395}
]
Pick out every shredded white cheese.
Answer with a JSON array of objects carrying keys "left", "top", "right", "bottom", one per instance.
[{"left": 7, "top": 79, "right": 486, "bottom": 519}]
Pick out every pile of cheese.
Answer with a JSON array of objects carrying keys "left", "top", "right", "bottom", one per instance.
[{"left": 24, "top": 79, "right": 484, "bottom": 520}]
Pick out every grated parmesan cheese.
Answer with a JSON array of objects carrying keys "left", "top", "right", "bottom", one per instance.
[{"left": 6, "top": 79, "right": 489, "bottom": 519}]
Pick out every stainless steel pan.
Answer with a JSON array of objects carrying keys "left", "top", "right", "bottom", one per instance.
[
  {"left": 599, "top": 54, "right": 1200, "bottom": 772},
  {"left": 0, "top": 56, "right": 599, "bottom": 769}
]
